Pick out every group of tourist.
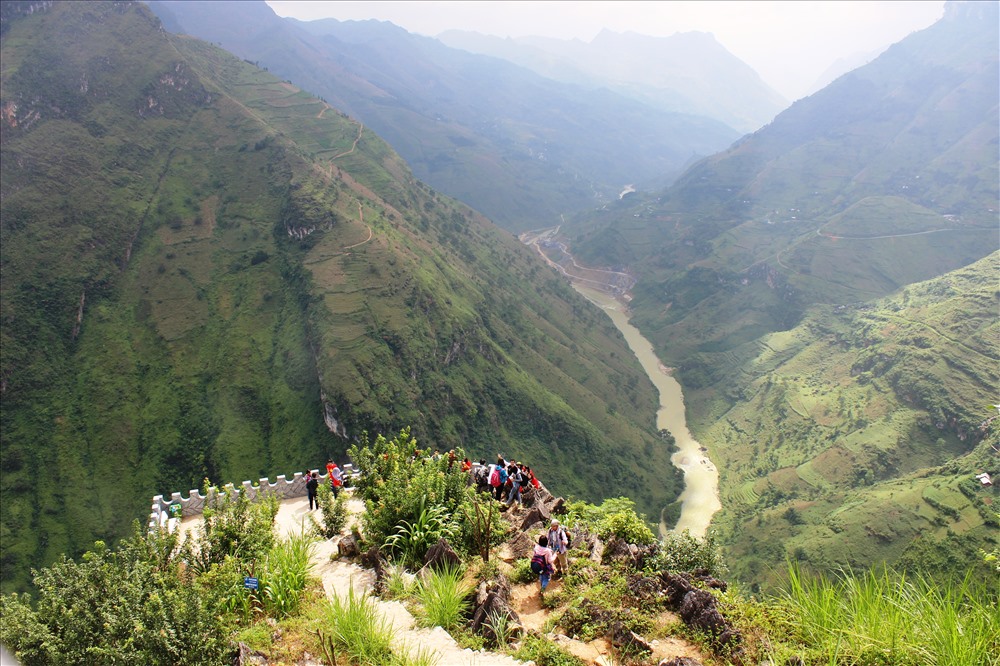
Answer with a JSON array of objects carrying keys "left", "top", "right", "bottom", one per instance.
[
  {"left": 305, "top": 450, "right": 567, "bottom": 596},
  {"left": 467, "top": 454, "right": 541, "bottom": 508},
  {"left": 304, "top": 459, "right": 344, "bottom": 511}
]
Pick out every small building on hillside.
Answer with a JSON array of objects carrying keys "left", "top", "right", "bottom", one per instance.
[{"left": 975, "top": 472, "right": 993, "bottom": 487}]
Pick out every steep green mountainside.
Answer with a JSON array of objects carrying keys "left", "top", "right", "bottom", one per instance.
[
  {"left": 145, "top": 0, "right": 739, "bottom": 233},
  {"left": 559, "top": 1, "right": 998, "bottom": 586},
  {"left": 438, "top": 28, "right": 787, "bottom": 134},
  {"left": 0, "top": 1, "right": 679, "bottom": 593},
  {"left": 691, "top": 254, "right": 999, "bottom": 588}
]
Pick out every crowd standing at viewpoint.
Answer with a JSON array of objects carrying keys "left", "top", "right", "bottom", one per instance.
[{"left": 308, "top": 450, "right": 569, "bottom": 596}]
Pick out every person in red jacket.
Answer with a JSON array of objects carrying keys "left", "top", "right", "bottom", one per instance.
[{"left": 326, "top": 459, "right": 343, "bottom": 497}]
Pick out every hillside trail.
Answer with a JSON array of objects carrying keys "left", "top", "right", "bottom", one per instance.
[
  {"left": 508, "top": 579, "right": 706, "bottom": 666},
  {"left": 272, "top": 492, "right": 526, "bottom": 666}
]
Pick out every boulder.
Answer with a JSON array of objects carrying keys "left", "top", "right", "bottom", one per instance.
[
  {"left": 505, "top": 530, "right": 537, "bottom": 561},
  {"left": 519, "top": 505, "right": 550, "bottom": 532},
  {"left": 589, "top": 536, "right": 605, "bottom": 563},
  {"left": 678, "top": 589, "right": 740, "bottom": 650},
  {"left": 358, "top": 546, "right": 389, "bottom": 594},
  {"left": 658, "top": 572, "right": 696, "bottom": 608},
  {"left": 470, "top": 576, "right": 521, "bottom": 647},
  {"left": 337, "top": 533, "right": 359, "bottom": 558},
  {"left": 423, "top": 538, "right": 461, "bottom": 572}
]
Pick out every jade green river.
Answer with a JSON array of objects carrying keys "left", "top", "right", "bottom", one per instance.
[{"left": 574, "top": 286, "right": 721, "bottom": 538}]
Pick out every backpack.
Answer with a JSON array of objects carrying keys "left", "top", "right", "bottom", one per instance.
[
  {"left": 530, "top": 552, "right": 550, "bottom": 575},
  {"left": 474, "top": 466, "right": 488, "bottom": 486},
  {"left": 489, "top": 468, "right": 500, "bottom": 487},
  {"left": 564, "top": 529, "right": 572, "bottom": 549}
]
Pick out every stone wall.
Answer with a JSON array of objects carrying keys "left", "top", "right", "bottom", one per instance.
[{"left": 149, "top": 464, "right": 360, "bottom": 530}]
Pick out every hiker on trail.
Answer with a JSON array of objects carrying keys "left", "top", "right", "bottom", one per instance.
[
  {"left": 306, "top": 471, "right": 319, "bottom": 511},
  {"left": 461, "top": 457, "right": 472, "bottom": 473},
  {"left": 530, "top": 534, "right": 557, "bottom": 596},
  {"left": 327, "top": 459, "right": 343, "bottom": 497},
  {"left": 547, "top": 519, "right": 570, "bottom": 577},
  {"left": 505, "top": 462, "right": 525, "bottom": 507},
  {"left": 474, "top": 459, "right": 490, "bottom": 493},
  {"left": 492, "top": 460, "right": 509, "bottom": 502}
]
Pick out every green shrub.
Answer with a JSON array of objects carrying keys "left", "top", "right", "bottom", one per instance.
[
  {"left": 653, "top": 529, "right": 727, "bottom": 577},
  {"left": 186, "top": 482, "right": 279, "bottom": 573},
  {"left": 383, "top": 497, "right": 458, "bottom": 569},
  {"left": 348, "top": 428, "right": 467, "bottom": 551},
  {"left": 0, "top": 525, "right": 231, "bottom": 666},
  {"left": 568, "top": 496, "right": 656, "bottom": 545},
  {"left": 312, "top": 483, "right": 348, "bottom": 539},
  {"left": 510, "top": 557, "right": 537, "bottom": 584}
]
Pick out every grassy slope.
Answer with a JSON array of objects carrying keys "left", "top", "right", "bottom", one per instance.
[
  {"left": 0, "top": 2, "right": 680, "bottom": 593},
  {"left": 689, "top": 254, "right": 999, "bottom": 588}
]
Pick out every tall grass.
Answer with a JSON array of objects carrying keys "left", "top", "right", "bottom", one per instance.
[
  {"left": 260, "top": 531, "right": 314, "bottom": 618},
  {"left": 782, "top": 564, "right": 999, "bottom": 666},
  {"left": 416, "top": 565, "right": 472, "bottom": 630},
  {"left": 320, "top": 585, "right": 440, "bottom": 666},
  {"left": 322, "top": 585, "right": 398, "bottom": 665}
]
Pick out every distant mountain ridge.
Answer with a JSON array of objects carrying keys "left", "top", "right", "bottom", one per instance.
[
  {"left": 437, "top": 27, "right": 788, "bottom": 134},
  {"left": 147, "top": 0, "right": 740, "bottom": 232}
]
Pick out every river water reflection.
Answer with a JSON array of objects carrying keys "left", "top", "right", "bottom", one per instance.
[{"left": 574, "top": 286, "right": 721, "bottom": 538}]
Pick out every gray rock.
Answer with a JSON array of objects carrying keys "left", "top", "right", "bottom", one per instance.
[{"left": 423, "top": 537, "right": 461, "bottom": 572}]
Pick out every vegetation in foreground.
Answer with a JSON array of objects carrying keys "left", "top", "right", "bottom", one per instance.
[{"left": 2, "top": 429, "right": 996, "bottom": 666}]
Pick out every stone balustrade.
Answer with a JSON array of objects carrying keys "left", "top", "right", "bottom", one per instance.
[{"left": 149, "top": 464, "right": 360, "bottom": 531}]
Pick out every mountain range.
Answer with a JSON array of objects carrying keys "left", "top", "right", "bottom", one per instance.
[
  {"left": 147, "top": 0, "right": 746, "bottom": 232},
  {"left": 0, "top": 0, "right": 996, "bottom": 597},
  {"left": 437, "top": 28, "right": 787, "bottom": 134},
  {"left": 0, "top": 0, "right": 681, "bottom": 593}
]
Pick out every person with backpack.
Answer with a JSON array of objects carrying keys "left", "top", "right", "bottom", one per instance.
[
  {"left": 306, "top": 471, "right": 319, "bottom": 511},
  {"left": 547, "top": 519, "right": 570, "bottom": 577},
  {"left": 530, "top": 534, "right": 557, "bottom": 597},
  {"left": 505, "top": 462, "right": 525, "bottom": 507},
  {"left": 493, "top": 461, "right": 509, "bottom": 502}
]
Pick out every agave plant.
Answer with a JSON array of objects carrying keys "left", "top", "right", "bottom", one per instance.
[{"left": 383, "top": 497, "right": 457, "bottom": 569}]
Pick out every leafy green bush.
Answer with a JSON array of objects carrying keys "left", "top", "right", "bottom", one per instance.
[
  {"left": 416, "top": 564, "right": 473, "bottom": 630},
  {"left": 653, "top": 529, "right": 727, "bottom": 577},
  {"left": 0, "top": 526, "right": 231, "bottom": 666},
  {"left": 510, "top": 557, "right": 537, "bottom": 584},
  {"left": 383, "top": 497, "right": 458, "bottom": 569},
  {"left": 311, "top": 483, "right": 348, "bottom": 539},
  {"left": 568, "top": 496, "right": 656, "bottom": 545},
  {"left": 185, "top": 483, "right": 279, "bottom": 573},
  {"left": 348, "top": 428, "right": 467, "bottom": 553}
]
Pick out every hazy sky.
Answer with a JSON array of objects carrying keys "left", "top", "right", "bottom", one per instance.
[{"left": 266, "top": 1, "right": 946, "bottom": 100}]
